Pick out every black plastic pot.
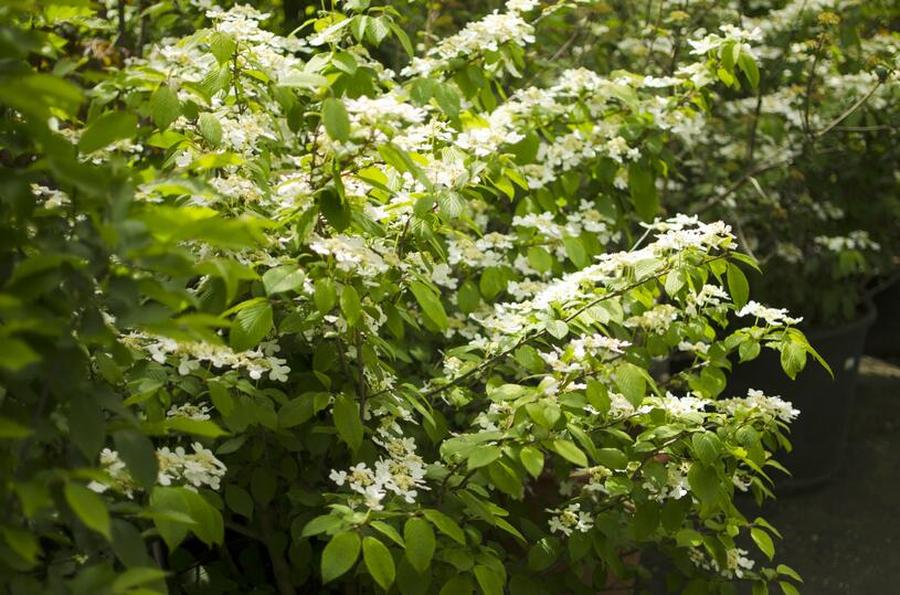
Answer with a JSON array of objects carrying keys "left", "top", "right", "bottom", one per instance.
[
  {"left": 727, "top": 306, "right": 877, "bottom": 493},
  {"left": 865, "top": 278, "right": 900, "bottom": 359}
]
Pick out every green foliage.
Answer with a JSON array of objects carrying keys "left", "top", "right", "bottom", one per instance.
[{"left": 0, "top": 0, "right": 867, "bottom": 593}]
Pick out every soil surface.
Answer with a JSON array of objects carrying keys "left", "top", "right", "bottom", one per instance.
[{"left": 740, "top": 356, "right": 900, "bottom": 594}]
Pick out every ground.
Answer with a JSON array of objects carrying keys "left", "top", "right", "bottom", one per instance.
[{"left": 746, "top": 357, "right": 900, "bottom": 594}]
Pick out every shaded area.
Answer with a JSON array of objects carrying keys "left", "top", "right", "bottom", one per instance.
[{"left": 747, "top": 357, "right": 900, "bottom": 593}]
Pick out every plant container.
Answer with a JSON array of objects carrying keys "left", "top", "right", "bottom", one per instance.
[
  {"left": 864, "top": 277, "right": 900, "bottom": 359},
  {"left": 727, "top": 305, "right": 877, "bottom": 493}
]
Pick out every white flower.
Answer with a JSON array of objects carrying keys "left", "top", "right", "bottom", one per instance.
[
  {"left": 166, "top": 402, "right": 212, "bottom": 421},
  {"left": 717, "top": 388, "right": 799, "bottom": 423},
  {"left": 547, "top": 503, "right": 594, "bottom": 536},
  {"left": 736, "top": 301, "right": 803, "bottom": 326}
]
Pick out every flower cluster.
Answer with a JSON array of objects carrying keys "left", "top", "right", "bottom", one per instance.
[
  {"left": 329, "top": 435, "right": 429, "bottom": 511},
  {"left": 88, "top": 443, "right": 228, "bottom": 497}
]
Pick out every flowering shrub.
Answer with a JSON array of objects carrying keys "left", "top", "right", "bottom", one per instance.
[
  {"left": 0, "top": 1, "right": 834, "bottom": 594},
  {"left": 586, "top": 0, "right": 898, "bottom": 324}
]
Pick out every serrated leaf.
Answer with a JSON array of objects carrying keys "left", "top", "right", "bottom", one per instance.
[
  {"left": 262, "top": 265, "right": 304, "bottom": 295},
  {"left": 198, "top": 113, "right": 223, "bottom": 146},
  {"left": 691, "top": 432, "right": 721, "bottom": 466},
  {"left": 230, "top": 299, "right": 273, "bottom": 351},
  {"left": 150, "top": 85, "right": 180, "bottom": 130}
]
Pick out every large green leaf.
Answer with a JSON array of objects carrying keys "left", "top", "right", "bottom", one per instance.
[
  {"left": 403, "top": 517, "right": 435, "bottom": 573},
  {"left": 322, "top": 531, "right": 361, "bottom": 583},
  {"left": 333, "top": 394, "right": 363, "bottom": 451},
  {"left": 150, "top": 85, "right": 181, "bottom": 130},
  {"left": 64, "top": 483, "right": 110, "bottom": 539},
  {"left": 409, "top": 281, "right": 448, "bottom": 330},
  {"left": 230, "top": 299, "right": 273, "bottom": 351},
  {"left": 78, "top": 112, "right": 138, "bottom": 154},
  {"left": 363, "top": 536, "right": 396, "bottom": 590}
]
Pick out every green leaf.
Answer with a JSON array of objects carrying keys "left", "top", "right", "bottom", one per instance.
[
  {"left": 439, "top": 576, "right": 474, "bottom": 595},
  {"left": 0, "top": 339, "right": 41, "bottom": 372},
  {"left": 198, "top": 113, "right": 223, "bottom": 146},
  {"left": 691, "top": 432, "right": 721, "bottom": 466},
  {"left": 404, "top": 517, "right": 435, "bottom": 573},
  {"left": 363, "top": 536, "right": 396, "bottom": 591},
  {"left": 488, "top": 460, "right": 523, "bottom": 499},
  {"left": 0, "top": 416, "right": 32, "bottom": 439},
  {"left": 779, "top": 341, "right": 807, "bottom": 380},
  {"left": 751, "top": 527, "right": 775, "bottom": 560},
  {"left": 64, "top": 482, "right": 110, "bottom": 539},
  {"left": 687, "top": 463, "right": 719, "bottom": 505},
  {"left": 150, "top": 85, "right": 181, "bottom": 130},
  {"left": 422, "top": 509, "right": 466, "bottom": 545},
  {"left": 370, "top": 521, "right": 405, "bottom": 547},
  {"left": 301, "top": 514, "right": 341, "bottom": 537},
  {"left": 377, "top": 143, "right": 432, "bottom": 190},
  {"left": 615, "top": 362, "right": 647, "bottom": 407},
  {"left": 776, "top": 564, "right": 803, "bottom": 582},
  {"left": 527, "top": 246, "right": 553, "bottom": 273},
  {"left": 739, "top": 340, "right": 761, "bottom": 362},
  {"left": 739, "top": 53, "right": 760, "bottom": 89},
  {"left": 78, "top": 112, "right": 138, "bottom": 154},
  {"left": 467, "top": 444, "right": 501, "bottom": 470},
  {"left": 279, "top": 396, "right": 314, "bottom": 428},
  {"left": 322, "top": 531, "right": 361, "bottom": 583},
  {"left": 552, "top": 439, "right": 588, "bottom": 467},
  {"left": 113, "top": 430, "right": 159, "bottom": 490},
  {"left": 340, "top": 284, "right": 362, "bottom": 327},
  {"left": 519, "top": 446, "right": 544, "bottom": 478},
  {"left": 727, "top": 263, "right": 750, "bottom": 308},
  {"left": 165, "top": 417, "right": 228, "bottom": 438},
  {"left": 473, "top": 565, "right": 504, "bottom": 595},
  {"left": 545, "top": 319, "right": 569, "bottom": 339},
  {"left": 280, "top": 71, "right": 329, "bottom": 89},
  {"left": 333, "top": 394, "right": 363, "bottom": 451},
  {"left": 779, "top": 582, "right": 801, "bottom": 595},
  {"left": 225, "top": 484, "right": 253, "bottom": 519},
  {"left": 595, "top": 448, "right": 628, "bottom": 470},
  {"left": 208, "top": 32, "right": 237, "bottom": 64},
  {"left": 263, "top": 265, "right": 305, "bottom": 295},
  {"left": 628, "top": 160, "right": 659, "bottom": 222},
  {"left": 2, "top": 526, "right": 39, "bottom": 565},
  {"left": 230, "top": 299, "right": 273, "bottom": 351},
  {"left": 409, "top": 281, "right": 448, "bottom": 330},
  {"left": 322, "top": 98, "right": 351, "bottom": 143},
  {"left": 315, "top": 278, "right": 338, "bottom": 314}
]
